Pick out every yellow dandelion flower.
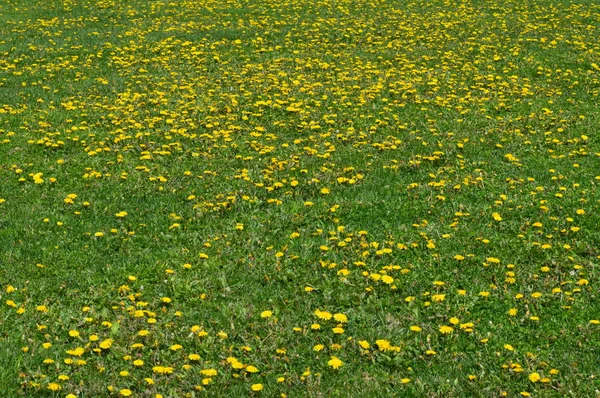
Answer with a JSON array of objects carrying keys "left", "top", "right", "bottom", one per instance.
[
  {"left": 375, "top": 339, "right": 392, "bottom": 351},
  {"left": 99, "top": 339, "right": 113, "bottom": 349},
  {"left": 358, "top": 340, "right": 370, "bottom": 349},
  {"left": 327, "top": 356, "right": 343, "bottom": 369},
  {"left": 47, "top": 383, "right": 61, "bottom": 391},
  {"left": 201, "top": 369, "right": 217, "bottom": 376},
  {"left": 251, "top": 383, "right": 263, "bottom": 391},
  {"left": 333, "top": 313, "right": 348, "bottom": 323},
  {"left": 314, "top": 309, "right": 332, "bottom": 320},
  {"left": 439, "top": 326, "right": 454, "bottom": 334}
]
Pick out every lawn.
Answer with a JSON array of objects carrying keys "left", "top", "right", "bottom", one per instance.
[{"left": 0, "top": 0, "right": 599, "bottom": 396}]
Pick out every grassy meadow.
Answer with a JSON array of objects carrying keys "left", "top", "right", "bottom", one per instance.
[{"left": 0, "top": 0, "right": 599, "bottom": 396}]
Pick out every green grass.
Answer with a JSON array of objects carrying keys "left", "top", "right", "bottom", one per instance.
[{"left": 1, "top": 0, "right": 600, "bottom": 396}]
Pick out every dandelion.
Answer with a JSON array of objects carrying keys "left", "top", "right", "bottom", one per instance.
[
  {"left": 251, "top": 384, "right": 263, "bottom": 391},
  {"left": 231, "top": 361, "right": 245, "bottom": 370},
  {"left": 439, "top": 326, "right": 454, "bottom": 334},
  {"left": 327, "top": 356, "right": 343, "bottom": 369},
  {"left": 375, "top": 340, "right": 392, "bottom": 351},
  {"left": 358, "top": 340, "right": 370, "bottom": 349},
  {"left": 431, "top": 294, "right": 445, "bottom": 302},
  {"left": 314, "top": 309, "right": 332, "bottom": 320},
  {"left": 47, "top": 383, "right": 61, "bottom": 391},
  {"left": 99, "top": 339, "right": 113, "bottom": 349},
  {"left": 333, "top": 313, "right": 348, "bottom": 323},
  {"left": 66, "top": 347, "right": 85, "bottom": 357}
]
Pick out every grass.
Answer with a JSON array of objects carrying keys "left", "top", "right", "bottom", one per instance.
[{"left": 0, "top": 0, "right": 599, "bottom": 396}]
